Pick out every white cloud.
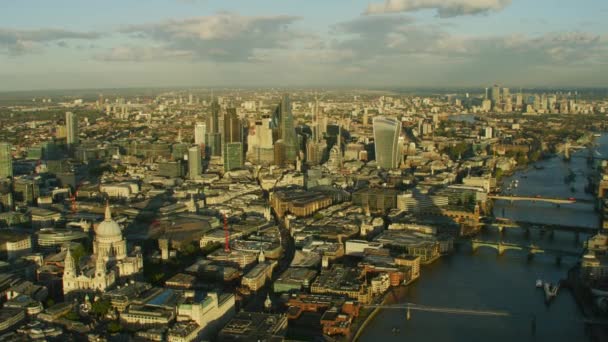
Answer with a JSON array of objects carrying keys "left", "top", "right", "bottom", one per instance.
[
  {"left": 365, "top": 0, "right": 512, "bottom": 17},
  {"left": 96, "top": 46, "right": 194, "bottom": 62},
  {"left": 0, "top": 28, "right": 101, "bottom": 55},
  {"left": 114, "top": 12, "right": 302, "bottom": 62}
]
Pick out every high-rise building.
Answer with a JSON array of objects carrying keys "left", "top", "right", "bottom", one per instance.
[
  {"left": 223, "top": 108, "right": 243, "bottom": 171},
  {"left": 502, "top": 88, "right": 510, "bottom": 102},
  {"left": 188, "top": 145, "right": 202, "bottom": 180},
  {"left": 373, "top": 116, "right": 401, "bottom": 169},
  {"left": 247, "top": 116, "right": 274, "bottom": 165},
  {"left": 0, "top": 143, "right": 12, "bottom": 179},
  {"left": 490, "top": 85, "right": 500, "bottom": 106},
  {"left": 66, "top": 112, "right": 78, "bottom": 146},
  {"left": 274, "top": 94, "right": 297, "bottom": 164},
  {"left": 224, "top": 142, "right": 244, "bottom": 172},
  {"left": 194, "top": 123, "right": 206, "bottom": 146},
  {"left": 206, "top": 99, "right": 222, "bottom": 156}
]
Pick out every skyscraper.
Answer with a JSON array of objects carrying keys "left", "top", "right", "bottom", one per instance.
[
  {"left": 223, "top": 108, "right": 243, "bottom": 171},
  {"left": 490, "top": 85, "right": 500, "bottom": 106},
  {"left": 373, "top": 116, "right": 401, "bottom": 169},
  {"left": 0, "top": 143, "right": 12, "bottom": 179},
  {"left": 206, "top": 99, "right": 222, "bottom": 156},
  {"left": 188, "top": 145, "right": 202, "bottom": 180},
  {"left": 194, "top": 122, "right": 206, "bottom": 146},
  {"left": 247, "top": 117, "right": 274, "bottom": 165},
  {"left": 274, "top": 94, "right": 297, "bottom": 164},
  {"left": 66, "top": 111, "right": 78, "bottom": 147}
]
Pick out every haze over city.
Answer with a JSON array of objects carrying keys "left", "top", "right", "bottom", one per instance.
[
  {"left": 1, "top": 0, "right": 608, "bottom": 91},
  {"left": 1, "top": 1, "right": 608, "bottom": 342}
]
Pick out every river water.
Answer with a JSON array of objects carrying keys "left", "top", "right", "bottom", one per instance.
[{"left": 358, "top": 134, "right": 608, "bottom": 342}]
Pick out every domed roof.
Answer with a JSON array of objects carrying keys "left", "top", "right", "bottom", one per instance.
[{"left": 96, "top": 204, "right": 122, "bottom": 238}]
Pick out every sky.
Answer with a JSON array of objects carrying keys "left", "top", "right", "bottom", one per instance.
[{"left": 0, "top": 0, "right": 607, "bottom": 91}]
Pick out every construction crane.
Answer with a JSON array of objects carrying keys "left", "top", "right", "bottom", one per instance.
[{"left": 223, "top": 212, "right": 231, "bottom": 253}]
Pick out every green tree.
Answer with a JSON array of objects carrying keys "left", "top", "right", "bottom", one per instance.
[
  {"left": 91, "top": 299, "right": 111, "bottom": 316},
  {"left": 107, "top": 321, "right": 122, "bottom": 334}
]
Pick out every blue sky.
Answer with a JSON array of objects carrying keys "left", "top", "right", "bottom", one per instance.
[{"left": 0, "top": 0, "right": 607, "bottom": 90}]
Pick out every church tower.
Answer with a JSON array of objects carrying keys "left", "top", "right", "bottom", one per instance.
[{"left": 63, "top": 248, "right": 76, "bottom": 294}]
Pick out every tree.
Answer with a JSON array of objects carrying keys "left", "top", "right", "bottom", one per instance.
[
  {"left": 91, "top": 299, "right": 111, "bottom": 316},
  {"left": 107, "top": 321, "right": 122, "bottom": 334}
]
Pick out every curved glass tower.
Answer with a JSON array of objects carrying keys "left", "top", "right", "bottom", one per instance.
[{"left": 373, "top": 116, "right": 400, "bottom": 169}]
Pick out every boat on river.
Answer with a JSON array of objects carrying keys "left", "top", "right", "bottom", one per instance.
[
  {"left": 544, "top": 282, "right": 560, "bottom": 303},
  {"left": 536, "top": 279, "right": 543, "bottom": 288}
]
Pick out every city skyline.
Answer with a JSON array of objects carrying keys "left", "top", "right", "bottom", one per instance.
[{"left": 1, "top": 0, "right": 607, "bottom": 91}]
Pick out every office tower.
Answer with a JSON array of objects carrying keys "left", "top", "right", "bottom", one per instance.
[
  {"left": 490, "top": 85, "right": 500, "bottom": 106},
  {"left": 224, "top": 142, "right": 244, "bottom": 172},
  {"left": 206, "top": 99, "right": 222, "bottom": 156},
  {"left": 66, "top": 111, "right": 78, "bottom": 146},
  {"left": 188, "top": 145, "right": 202, "bottom": 180},
  {"left": 194, "top": 123, "right": 206, "bottom": 146},
  {"left": 515, "top": 93, "right": 523, "bottom": 108},
  {"left": 223, "top": 108, "right": 244, "bottom": 171},
  {"left": 373, "top": 116, "right": 401, "bottom": 169},
  {"left": 188, "top": 93, "right": 193, "bottom": 105},
  {"left": 274, "top": 94, "right": 297, "bottom": 164},
  {"left": 0, "top": 143, "right": 12, "bottom": 179},
  {"left": 484, "top": 87, "right": 489, "bottom": 100},
  {"left": 502, "top": 88, "right": 510, "bottom": 102},
  {"left": 247, "top": 116, "right": 274, "bottom": 165}
]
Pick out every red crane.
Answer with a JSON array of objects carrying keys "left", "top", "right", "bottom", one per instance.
[{"left": 223, "top": 213, "right": 231, "bottom": 253}]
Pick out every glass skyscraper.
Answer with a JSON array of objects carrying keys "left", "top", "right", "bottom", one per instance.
[
  {"left": 275, "top": 94, "right": 297, "bottom": 164},
  {"left": 373, "top": 116, "right": 401, "bottom": 169},
  {"left": 0, "top": 143, "right": 12, "bottom": 179}
]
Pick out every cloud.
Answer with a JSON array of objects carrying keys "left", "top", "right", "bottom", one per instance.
[
  {"left": 112, "top": 12, "right": 303, "bottom": 62},
  {"left": 365, "top": 0, "right": 512, "bottom": 17},
  {"left": 0, "top": 28, "right": 101, "bottom": 55},
  {"left": 96, "top": 46, "right": 194, "bottom": 62}
]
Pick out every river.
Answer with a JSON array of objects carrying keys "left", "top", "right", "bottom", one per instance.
[{"left": 358, "top": 134, "right": 607, "bottom": 342}]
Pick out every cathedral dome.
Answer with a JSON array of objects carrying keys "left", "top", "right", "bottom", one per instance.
[{"left": 96, "top": 204, "right": 122, "bottom": 238}]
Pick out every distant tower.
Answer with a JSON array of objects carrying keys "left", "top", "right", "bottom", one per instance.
[
  {"left": 0, "top": 143, "right": 12, "bottom": 179},
  {"left": 276, "top": 94, "right": 297, "bottom": 164},
  {"left": 194, "top": 122, "right": 206, "bottom": 146},
  {"left": 66, "top": 111, "right": 78, "bottom": 147},
  {"left": 373, "top": 116, "right": 401, "bottom": 169},
  {"left": 159, "top": 238, "right": 169, "bottom": 261},
  {"left": 206, "top": 98, "right": 222, "bottom": 156},
  {"left": 223, "top": 108, "right": 244, "bottom": 172},
  {"left": 188, "top": 145, "right": 202, "bottom": 180}
]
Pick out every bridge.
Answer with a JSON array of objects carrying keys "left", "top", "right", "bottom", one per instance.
[
  {"left": 489, "top": 194, "right": 594, "bottom": 205},
  {"left": 363, "top": 302, "right": 510, "bottom": 317},
  {"left": 469, "top": 239, "right": 582, "bottom": 257},
  {"left": 491, "top": 217, "right": 598, "bottom": 234}
]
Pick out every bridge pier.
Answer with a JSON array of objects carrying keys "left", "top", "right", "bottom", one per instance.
[
  {"left": 575, "top": 232, "right": 580, "bottom": 243},
  {"left": 524, "top": 227, "right": 530, "bottom": 239},
  {"left": 556, "top": 255, "right": 562, "bottom": 266},
  {"left": 548, "top": 230, "right": 555, "bottom": 240}
]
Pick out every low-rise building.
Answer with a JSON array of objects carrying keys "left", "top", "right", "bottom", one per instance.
[{"left": 218, "top": 312, "right": 288, "bottom": 342}]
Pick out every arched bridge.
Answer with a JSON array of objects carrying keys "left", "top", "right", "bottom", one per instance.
[{"left": 470, "top": 239, "right": 581, "bottom": 257}]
